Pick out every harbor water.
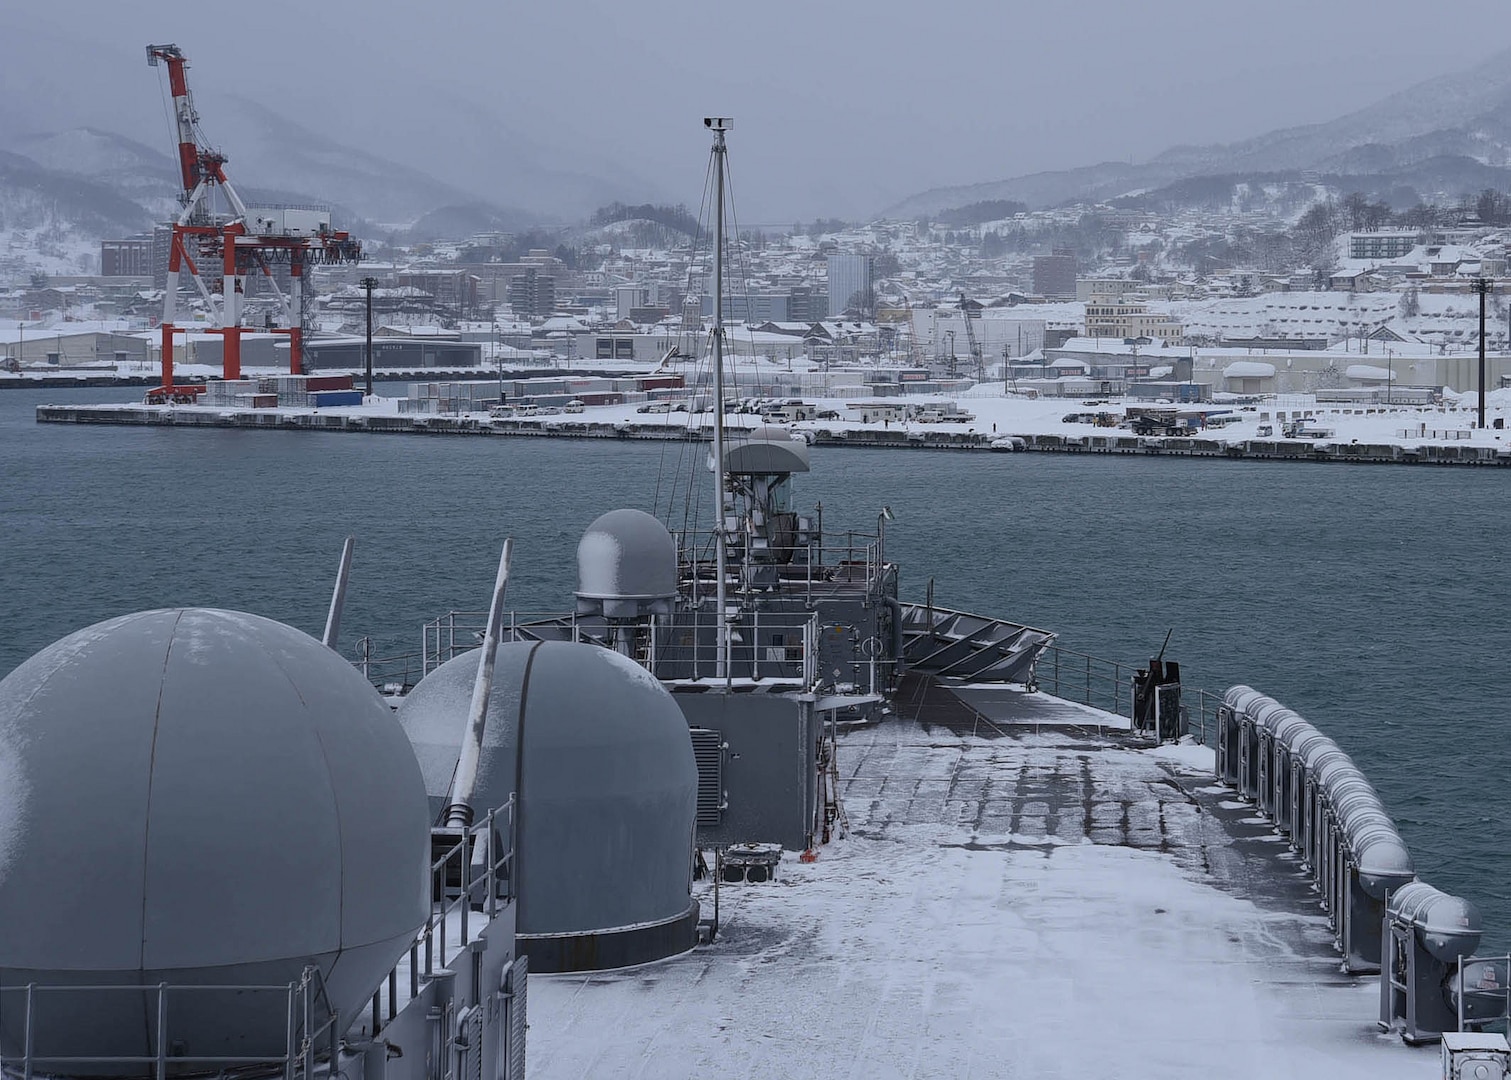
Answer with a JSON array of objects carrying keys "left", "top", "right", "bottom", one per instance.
[{"left": 3, "top": 384, "right": 1509, "bottom": 943}]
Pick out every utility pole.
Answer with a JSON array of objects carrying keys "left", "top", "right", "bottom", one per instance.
[
  {"left": 360, "top": 276, "right": 378, "bottom": 397},
  {"left": 1474, "top": 276, "right": 1492, "bottom": 428}
]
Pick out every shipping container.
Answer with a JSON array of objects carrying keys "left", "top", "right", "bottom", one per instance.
[
  {"left": 232, "top": 393, "right": 280, "bottom": 409},
  {"left": 311, "top": 390, "right": 364, "bottom": 407}
]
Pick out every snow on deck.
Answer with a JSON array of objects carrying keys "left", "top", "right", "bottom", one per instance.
[{"left": 528, "top": 720, "right": 1431, "bottom": 1079}]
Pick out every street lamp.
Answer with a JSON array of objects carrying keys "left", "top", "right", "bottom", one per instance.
[
  {"left": 877, "top": 505, "right": 895, "bottom": 569},
  {"left": 1474, "top": 276, "right": 1492, "bottom": 428},
  {"left": 359, "top": 276, "right": 378, "bottom": 397},
  {"left": 494, "top": 320, "right": 503, "bottom": 405}
]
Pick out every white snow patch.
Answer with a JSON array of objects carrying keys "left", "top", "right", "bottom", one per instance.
[{"left": 1146, "top": 740, "right": 1217, "bottom": 773}]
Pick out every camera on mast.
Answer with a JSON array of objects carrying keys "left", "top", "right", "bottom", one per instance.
[{"left": 703, "top": 117, "right": 733, "bottom": 131}]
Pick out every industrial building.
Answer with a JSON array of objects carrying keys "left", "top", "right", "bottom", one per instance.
[{"left": 301, "top": 336, "right": 483, "bottom": 371}]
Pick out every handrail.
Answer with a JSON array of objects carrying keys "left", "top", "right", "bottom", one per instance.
[
  {"left": 368, "top": 798, "right": 517, "bottom": 1037},
  {"left": 2, "top": 966, "right": 340, "bottom": 1080},
  {"left": 373, "top": 607, "right": 825, "bottom": 691}
]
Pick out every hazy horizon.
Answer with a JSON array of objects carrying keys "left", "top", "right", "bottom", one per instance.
[{"left": 3, "top": 1, "right": 1509, "bottom": 223}]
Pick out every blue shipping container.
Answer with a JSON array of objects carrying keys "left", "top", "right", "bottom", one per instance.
[{"left": 312, "top": 390, "right": 364, "bottom": 407}]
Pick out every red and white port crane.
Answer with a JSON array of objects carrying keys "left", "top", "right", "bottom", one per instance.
[{"left": 145, "top": 43, "right": 361, "bottom": 401}]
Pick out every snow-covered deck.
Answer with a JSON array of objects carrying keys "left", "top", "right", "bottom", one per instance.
[{"left": 528, "top": 719, "right": 1431, "bottom": 1078}]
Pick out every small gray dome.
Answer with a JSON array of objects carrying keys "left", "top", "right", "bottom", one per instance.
[
  {"left": 397, "top": 641, "right": 697, "bottom": 968},
  {"left": 0, "top": 609, "right": 430, "bottom": 1065},
  {"left": 576, "top": 508, "right": 677, "bottom": 618}
]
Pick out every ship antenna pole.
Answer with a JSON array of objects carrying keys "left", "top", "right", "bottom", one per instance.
[{"left": 707, "top": 118, "right": 732, "bottom": 687}]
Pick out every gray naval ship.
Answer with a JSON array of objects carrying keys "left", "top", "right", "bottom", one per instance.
[
  {"left": 3, "top": 122, "right": 1509, "bottom": 1080},
  {"left": 2, "top": 420, "right": 1505, "bottom": 1080}
]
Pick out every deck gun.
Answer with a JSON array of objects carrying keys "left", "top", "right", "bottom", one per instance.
[{"left": 1133, "top": 630, "right": 1184, "bottom": 741}]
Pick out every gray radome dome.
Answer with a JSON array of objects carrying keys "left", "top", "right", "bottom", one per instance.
[
  {"left": 0, "top": 609, "right": 430, "bottom": 1067},
  {"left": 397, "top": 640, "right": 697, "bottom": 968},
  {"left": 576, "top": 508, "right": 677, "bottom": 617}
]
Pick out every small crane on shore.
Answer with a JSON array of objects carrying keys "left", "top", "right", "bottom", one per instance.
[{"left": 958, "top": 293, "right": 985, "bottom": 382}]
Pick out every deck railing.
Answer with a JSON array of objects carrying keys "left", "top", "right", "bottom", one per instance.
[
  {"left": 366, "top": 800, "right": 516, "bottom": 1037},
  {"left": 1, "top": 969, "right": 340, "bottom": 1080}
]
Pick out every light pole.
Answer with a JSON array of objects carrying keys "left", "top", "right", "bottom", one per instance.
[
  {"left": 359, "top": 276, "right": 378, "bottom": 397},
  {"left": 1474, "top": 276, "right": 1492, "bottom": 428}
]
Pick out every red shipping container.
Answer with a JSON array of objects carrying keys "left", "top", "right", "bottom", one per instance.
[{"left": 305, "top": 375, "right": 355, "bottom": 391}]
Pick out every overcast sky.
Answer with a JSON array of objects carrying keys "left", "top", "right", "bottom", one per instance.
[{"left": 4, "top": 1, "right": 1510, "bottom": 222}]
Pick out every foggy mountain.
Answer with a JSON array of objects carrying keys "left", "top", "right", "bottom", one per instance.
[
  {"left": 886, "top": 44, "right": 1511, "bottom": 218},
  {"left": 0, "top": 148, "right": 154, "bottom": 236}
]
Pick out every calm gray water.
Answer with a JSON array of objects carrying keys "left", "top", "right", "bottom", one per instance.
[{"left": 3, "top": 385, "right": 1509, "bottom": 941}]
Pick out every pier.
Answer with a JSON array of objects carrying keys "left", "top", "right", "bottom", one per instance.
[{"left": 34, "top": 401, "right": 1511, "bottom": 467}]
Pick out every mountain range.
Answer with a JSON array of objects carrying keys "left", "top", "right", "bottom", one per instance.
[
  {"left": 882, "top": 45, "right": 1511, "bottom": 219},
  {"left": 7, "top": 43, "right": 1511, "bottom": 254}
]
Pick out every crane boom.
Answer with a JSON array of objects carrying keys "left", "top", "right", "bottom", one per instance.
[
  {"left": 959, "top": 293, "right": 984, "bottom": 381},
  {"left": 146, "top": 44, "right": 246, "bottom": 218}
]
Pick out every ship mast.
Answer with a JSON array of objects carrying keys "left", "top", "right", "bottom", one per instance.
[{"left": 707, "top": 118, "right": 732, "bottom": 686}]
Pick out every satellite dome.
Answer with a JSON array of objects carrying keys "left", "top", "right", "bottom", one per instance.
[
  {"left": 575, "top": 508, "right": 677, "bottom": 618},
  {"left": 397, "top": 640, "right": 698, "bottom": 972},
  {"left": 0, "top": 609, "right": 430, "bottom": 1068}
]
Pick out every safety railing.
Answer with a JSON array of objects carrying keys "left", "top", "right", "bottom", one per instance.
[
  {"left": 1, "top": 967, "right": 339, "bottom": 1080},
  {"left": 674, "top": 529, "right": 890, "bottom": 604},
  {"left": 351, "top": 635, "right": 424, "bottom": 693},
  {"left": 372, "top": 607, "right": 823, "bottom": 690},
  {"left": 653, "top": 608, "right": 818, "bottom": 685},
  {"left": 424, "top": 610, "right": 574, "bottom": 675},
  {"left": 369, "top": 798, "right": 517, "bottom": 1037},
  {"left": 1035, "top": 645, "right": 1135, "bottom": 718},
  {"left": 1456, "top": 954, "right": 1511, "bottom": 1033}
]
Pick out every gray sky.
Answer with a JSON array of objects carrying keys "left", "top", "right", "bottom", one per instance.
[{"left": 5, "top": 0, "right": 1510, "bottom": 221}]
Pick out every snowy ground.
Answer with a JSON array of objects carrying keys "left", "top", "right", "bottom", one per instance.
[
  {"left": 528, "top": 719, "right": 1432, "bottom": 1079},
  {"left": 561, "top": 388, "right": 1511, "bottom": 450}
]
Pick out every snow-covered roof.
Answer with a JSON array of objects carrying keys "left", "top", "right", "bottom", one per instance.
[
  {"left": 1222, "top": 361, "right": 1276, "bottom": 378},
  {"left": 1053, "top": 337, "right": 1179, "bottom": 354},
  {"left": 539, "top": 316, "right": 589, "bottom": 332}
]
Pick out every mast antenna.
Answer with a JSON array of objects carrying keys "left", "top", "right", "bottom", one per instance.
[{"left": 705, "top": 117, "right": 733, "bottom": 687}]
